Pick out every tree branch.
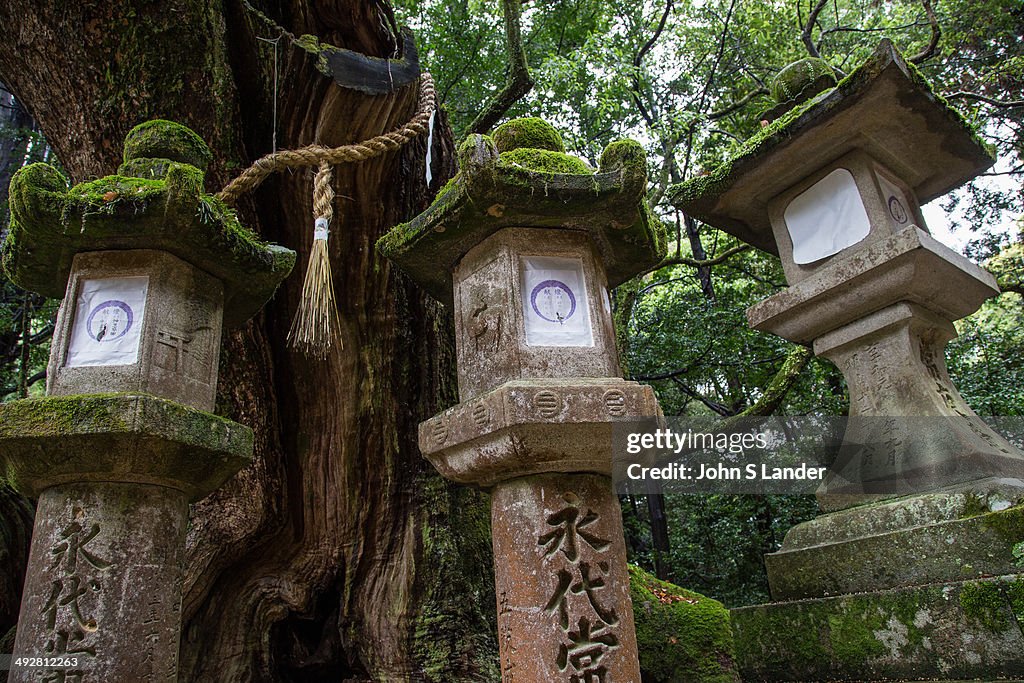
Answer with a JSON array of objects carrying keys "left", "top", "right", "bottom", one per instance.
[
  {"left": 737, "top": 346, "right": 813, "bottom": 417},
  {"left": 801, "top": 0, "right": 829, "bottom": 59},
  {"left": 908, "top": 0, "right": 941, "bottom": 64},
  {"left": 944, "top": 91, "right": 1024, "bottom": 109},
  {"left": 467, "top": 0, "right": 534, "bottom": 135},
  {"left": 656, "top": 243, "right": 751, "bottom": 270},
  {"left": 707, "top": 86, "right": 769, "bottom": 120}
]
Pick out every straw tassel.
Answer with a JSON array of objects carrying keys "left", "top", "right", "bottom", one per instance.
[{"left": 287, "top": 161, "right": 343, "bottom": 358}]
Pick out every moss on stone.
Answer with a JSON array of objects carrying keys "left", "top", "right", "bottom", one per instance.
[
  {"left": 959, "top": 580, "right": 1011, "bottom": 631},
  {"left": 1008, "top": 577, "right": 1024, "bottom": 622},
  {"left": 629, "top": 564, "right": 740, "bottom": 683},
  {"left": 68, "top": 174, "right": 166, "bottom": 213},
  {"left": 0, "top": 392, "right": 131, "bottom": 437},
  {"left": 827, "top": 612, "right": 887, "bottom": 665},
  {"left": 3, "top": 121, "right": 295, "bottom": 326},
  {"left": 979, "top": 503, "right": 1024, "bottom": 544},
  {"left": 770, "top": 58, "right": 836, "bottom": 103},
  {"left": 498, "top": 148, "right": 593, "bottom": 175},
  {"left": 492, "top": 117, "right": 565, "bottom": 153},
  {"left": 122, "top": 119, "right": 212, "bottom": 171},
  {"left": 600, "top": 139, "right": 646, "bottom": 171}
]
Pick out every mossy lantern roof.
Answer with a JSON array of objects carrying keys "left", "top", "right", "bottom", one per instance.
[
  {"left": 377, "top": 117, "right": 666, "bottom": 305},
  {"left": 669, "top": 40, "right": 995, "bottom": 255},
  {"left": 3, "top": 120, "right": 296, "bottom": 327}
]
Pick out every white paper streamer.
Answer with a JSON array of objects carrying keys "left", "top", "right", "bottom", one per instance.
[
  {"left": 784, "top": 168, "right": 870, "bottom": 264},
  {"left": 314, "top": 217, "right": 330, "bottom": 241},
  {"left": 66, "top": 276, "right": 149, "bottom": 367},
  {"left": 520, "top": 256, "right": 594, "bottom": 347},
  {"left": 425, "top": 109, "right": 436, "bottom": 187}
]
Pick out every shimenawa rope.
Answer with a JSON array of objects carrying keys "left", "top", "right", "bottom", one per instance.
[{"left": 217, "top": 74, "right": 436, "bottom": 359}]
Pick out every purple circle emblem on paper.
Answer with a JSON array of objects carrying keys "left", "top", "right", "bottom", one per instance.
[
  {"left": 888, "top": 196, "right": 908, "bottom": 224},
  {"left": 530, "top": 280, "right": 577, "bottom": 323},
  {"left": 86, "top": 300, "right": 134, "bottom": 342}
]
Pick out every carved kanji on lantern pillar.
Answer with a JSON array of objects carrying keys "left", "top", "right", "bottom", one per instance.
[
  {"left": 378, "top": 117, "right": 666, "bottom": 681},
  {"left": 0, "top": 120, "right": 294, "bottom": 682}
]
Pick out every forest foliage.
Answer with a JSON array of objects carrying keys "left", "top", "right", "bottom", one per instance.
[{"left": 2, "top": 0, "right": 1022, "bottom": 607}]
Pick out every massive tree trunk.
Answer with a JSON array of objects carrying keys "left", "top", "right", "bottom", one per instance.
[{"left": 0, "top": 2, "right": 498, "bottom": 681}]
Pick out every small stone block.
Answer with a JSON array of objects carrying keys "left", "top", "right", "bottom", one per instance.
[
  {"left": 746, "top": 226, "right": 998, "bottom": 344},
  {"left": 0, "top": 392, "right": 253, "bottom": 500},
  {"left": 47, "top": 250, "right": 224, "bottom": 411}
]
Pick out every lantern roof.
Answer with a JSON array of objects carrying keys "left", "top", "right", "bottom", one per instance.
[
  {"left": 669, "top": 40, "right": 995, "bottom": 255},
  {"left": 376, "top": 117, "right": 666, "bottom": 305},
  {"left": 3, "top": 120, "right": 295, "bottom": 327}
]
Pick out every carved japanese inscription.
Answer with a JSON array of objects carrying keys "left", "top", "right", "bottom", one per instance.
[
  {"left": 40, "top": 516, "right": 113, "bottom": 681},
  {"left": 539, "top": 492, "right": 619, "bottom": 682}
]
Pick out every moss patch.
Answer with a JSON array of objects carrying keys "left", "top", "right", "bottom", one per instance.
[
  {"left": 498, "top": 148, "right": 593, "bottom": 175},
  {"left": 122, "top": 119, "right": 212, "bottom": 171},
  {"left": 629, "top": 564, "right": 740, "bottom": 683},
  {"left": 960, "top": 580, "right": 1012, "bottom": 631},
  {"left": 770, "top": 58, "right": 836, "bottom": 103},
  {"left": 492, "top": 117, "right": 565, "bottom": 153},
  {"left": 0, "top": 392, "right": 131, "bottom": 437}
]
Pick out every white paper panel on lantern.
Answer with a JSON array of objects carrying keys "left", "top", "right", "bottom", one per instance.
[
  {"left": 784, "top": 168, "right": 871, "bottom": 264},
  {"left": 875, "top": 170, "right": 914, "bottom": 231},
  {"left": 520, "top": 256, "right": 594, "bottom": 347},
  {"left": 66, "top": 277, "right": 149, "bottom": 367}
]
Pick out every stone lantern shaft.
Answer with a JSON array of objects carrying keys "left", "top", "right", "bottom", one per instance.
[
  {"left": 379, "top": 117, "right": 666, "bottom": 682},
  {"left": 0, "top": 120, "right": 293, "bottom": 682}
]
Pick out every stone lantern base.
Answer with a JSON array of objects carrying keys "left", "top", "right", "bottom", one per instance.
[
  {"left": 732, "top": 573, "right": 1024, "bottom": 681},
  {"left": 730, "top": 485, "right": 1024, "bottom": 681}
]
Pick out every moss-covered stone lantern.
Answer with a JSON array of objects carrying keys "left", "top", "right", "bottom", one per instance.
[
  {"left": 672, "top": 41, "right": 1024, "bottom": 679},
  {"left": 378, "top": 117, "right": 665, "bottom": 683},
  {"left": 0, "top": 120, "right": 294, "bottom": 682}
]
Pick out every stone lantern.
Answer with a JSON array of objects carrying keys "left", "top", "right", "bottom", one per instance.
[
  {"left": 378, "top": 118, "right": 665, "bottom": 682},
  {"left": 671, "top": 41, "right": 1024, "bottom": 679},
  {"left": 0, "top": 120, "right": 294, "bottom": 682}
]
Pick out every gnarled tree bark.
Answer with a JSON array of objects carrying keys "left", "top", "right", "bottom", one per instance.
[{"left": 0, "top": 2, "right": 497, "bottom": 681}]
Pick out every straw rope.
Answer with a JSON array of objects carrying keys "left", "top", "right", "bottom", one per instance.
[
  {"left": 217, "top": 73, "right": 436, "bottom": 358},
  {"left": 216, "top": 73, "right": 436, "bottom": 205}
]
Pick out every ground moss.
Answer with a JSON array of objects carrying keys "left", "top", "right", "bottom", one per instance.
[
  {"left": 629, "top": 564, "right": 739, "bottom": 683},
  {"left": 122, "top": 119, "right": 212, "bottom": 171},
  {"left": 498, "top": 148, "right": 593, "bottom": 175},
  {"left": 492, "top": 117, "right": 565, "bottom": 153}
]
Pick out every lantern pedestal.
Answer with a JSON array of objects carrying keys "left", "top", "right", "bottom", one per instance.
[{"left": 0, "top": 393, "right": 252, "bottom": 682}]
